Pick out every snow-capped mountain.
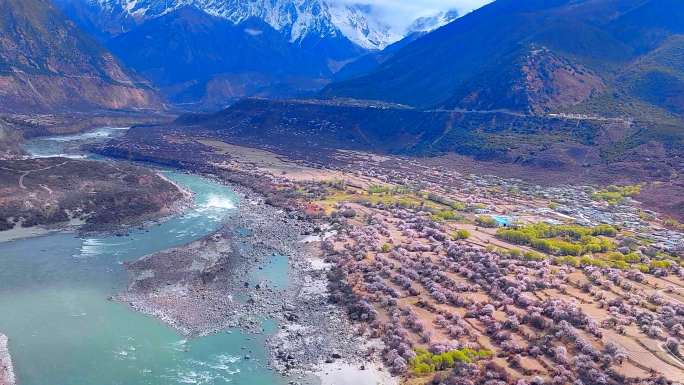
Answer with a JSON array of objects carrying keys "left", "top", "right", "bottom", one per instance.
[
  {"left": 329, "top": 3, "right": 399, "bottom": 50},
  {"left": 81, "top": 0, "right": 397, "bottom": 50},
  {"left": 406, "top": 9, "right": 459, "bottom": 34}
]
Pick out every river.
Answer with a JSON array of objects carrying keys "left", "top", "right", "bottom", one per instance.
[{"left": 0, "top": 128, "right": 292, "bottom": 385}]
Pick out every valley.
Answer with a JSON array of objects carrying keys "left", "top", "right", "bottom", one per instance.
[
  {"left": 1, "top": 0, "right": 684, "bottom": 385},
  {"left": 94, "top": 98, "right": 684, "bottom": 219},
  {"left": 87, "top": 117, "right": 684, "bottom": 385}
]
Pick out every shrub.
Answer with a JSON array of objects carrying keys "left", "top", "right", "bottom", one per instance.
[
  {"left": 475, "top": 216, "right": 499, "bottom": 228},
  {"left": 664, "top": 218, "right": 684, "bottom": 231},
  {"left": 592, "top": 185, "right": 641, "bottom": 204},
  {"left": 524, "top": 251, "right": 545, "bottom": 261},
  {"left": 450, "top": 201, "right": 466, "bottom": 211},
  {"left": 409, "top": 348, "right": 492, "bottom": 375},
  {"left": 433, "top": 210, "right": 459, "bottom": 221},
  {"left": 339, "top": 208, "right": 357, "bottom": 218},
  {"left": 427, "top": 194, "right": 466, "bottom": 211},
  {"left": 413, "top": 362, "right": 434, "bottom": 375},
  {"left": 452, "top": 229, "right": 471, "bottom": 240},
  {"left": 607, "top": 252, "right": 641, "bottom": 265},
  {"left": 497, "top": 229, "right": 532, "bottom": 245},
  {"left": 368, "top": 185, "right": 391, "bottom": 194},
  {"left": 557, "top": 241, "right": 583, "bottom": 256},
  {"left": 555, "top": 256, "right": 580, "bottom": 267},
  {"left": 610, "top": 260, "right": 630, "bottom": 269},
  {"left": 650, "top": 260, "right": 672, "bottom": 269},
  {"left": 592, "top": 224, "right": 618, "bottom": 237},
  {"left": 579, "top": 256, "right": 609, "bottom": 268}
]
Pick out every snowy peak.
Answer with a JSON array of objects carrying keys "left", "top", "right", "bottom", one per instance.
[
  {"left": 329, "top": 3, "right": 399, "bottom": 50},
  {"left": 407, "top": 9, "right": 459, "bottom": 34},
  {"left": 86, "top": 0, "right": 396, "bottom": 49}
]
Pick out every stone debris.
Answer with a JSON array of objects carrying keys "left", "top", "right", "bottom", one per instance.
[
  {"left": 0, "top": 334, "right": 15, "bottom": 385},
  {"left": 116, "top": 184, "right": 372, "bottom": 377}
]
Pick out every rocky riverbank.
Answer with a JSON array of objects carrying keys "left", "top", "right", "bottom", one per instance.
[
  {"left": 0, "top": 334, "right": 15, "bottom": 385},
  {"left": 116, "top": 183, "right": 386, "bottom": 381}
]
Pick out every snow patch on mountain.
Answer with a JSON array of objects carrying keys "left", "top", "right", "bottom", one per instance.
[{"left": 407, "top": 9, "right": 460, "bottom": 34}]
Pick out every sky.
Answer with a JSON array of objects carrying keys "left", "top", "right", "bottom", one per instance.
[{"left": 336, "top": 0, "right": 493, "bottom": 33}]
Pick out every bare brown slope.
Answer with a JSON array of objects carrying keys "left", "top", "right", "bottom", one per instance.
[
  {"left": 0, "top": 0, "right": 162, "bottom": 112},
  {"left": 0, "top": 157, "right": 188, "bottom": 232}
]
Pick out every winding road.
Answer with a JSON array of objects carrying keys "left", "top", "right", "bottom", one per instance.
[{"left": 0, "top": 160, "right": 70, "bottom": 189}]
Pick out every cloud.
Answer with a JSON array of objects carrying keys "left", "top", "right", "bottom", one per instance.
[{"left": 334, "top": 0, "right": 493, "bottom": 33}]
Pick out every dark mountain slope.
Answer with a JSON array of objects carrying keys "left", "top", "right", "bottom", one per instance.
[
  {"left": 609, "top": 0, "right": 684, "bottom": 53},
  {"left": 53, "top": 0, "right": 388, "bottom": 107},
  {"left": 333, "top": 32, "right": 425, "bottom": 81},
  {"left": 0, "top": 0, "right": 161, "bottom": 112},
  {"left": 443, "top": 45, "right": 607, "bottom": 114},
  {"left": 54, "top": 0, "right": 137, "bottom": 42},
  {"left": 321, "top": 0, "right": 684, "bottom": 117},
  {"left": 621, "top": 36, "right": 684, "bottom": 116},
  {"left": 321, "top": 0, "right": 582, "bottom": 108},
  {"left": 107, "top": 7, "right": 331, "bottom": 106},
  {"left": 163, "top": 98, "right": 603, "bottom": 168}
]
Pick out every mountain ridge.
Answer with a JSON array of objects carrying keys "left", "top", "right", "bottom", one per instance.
[
  {"left": 320, "top": 0, "right": 684, "bottom": 122},
  {"left": 181, "top": 0, "right": 684, "bottom": 181},
  {"left": 106, "top": 6, "right": 333, "bottom": 107},
  {"left": 0, "top": 0, "right": 161, "bottom": 113},
  {"left": 56, "top": 0, "right": 399, "bottom": 50}
]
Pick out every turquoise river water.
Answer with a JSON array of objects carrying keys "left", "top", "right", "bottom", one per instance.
[{"left": 0, "top": 128, "right": 292, "bottom": 385}]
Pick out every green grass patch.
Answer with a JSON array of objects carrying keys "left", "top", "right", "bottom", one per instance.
[
  {"left": 497, "top": 223, "right": 617, "bottom": 256},
  {"left": 554, "top": 250, "right": 655, "bottom": 270}
]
